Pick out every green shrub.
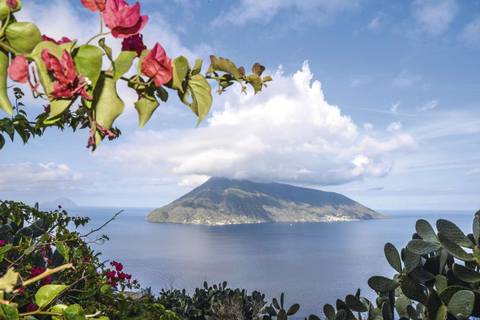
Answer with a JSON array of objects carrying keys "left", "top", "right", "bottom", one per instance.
[{"left": 0, "top": 200, "right": 179, "bottom": 320}]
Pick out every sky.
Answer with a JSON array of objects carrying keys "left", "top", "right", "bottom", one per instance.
[{"left": 1, "top": 0, "right": 479, "bottom": 211}]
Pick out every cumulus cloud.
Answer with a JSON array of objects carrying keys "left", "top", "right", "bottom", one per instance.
[
  {"left": 412, "top": 0, "right": 457, "bottom": 36},
  {"left": 214, "top": 0, "right": 360, "bottom": 26},
  {"left": 105, "top": 62, "right": 415, "bottom": 187},
  {"left": 0, "top": 163, "right": 82, "bottom": 192}
]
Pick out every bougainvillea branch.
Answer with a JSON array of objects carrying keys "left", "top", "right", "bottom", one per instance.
[{"left": 0, "top": 0, "right": 271, "bottom": 151}]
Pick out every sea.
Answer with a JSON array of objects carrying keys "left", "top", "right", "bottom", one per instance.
[{"left": 71, "top": 208, "right": 474, "bottom": 318}]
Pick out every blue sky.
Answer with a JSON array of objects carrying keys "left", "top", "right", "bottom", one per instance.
[{"left": 1, "top": 0, "right": 479, "bottom": 211}]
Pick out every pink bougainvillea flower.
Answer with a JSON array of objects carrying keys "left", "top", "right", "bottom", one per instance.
[
  {"left": 29, "top": 266, "right": 46, "bottom": 278},
  {"left": 111, "top": 261, "right": 123, "bottom": 272},
  {"left": 7, "top": 0, "right": 17, "bottom": 9},
  {"left": 121, "top": 34, "right": 146, "bottom": 56},
  {"left": 0, "top": 240, "right": 5, "bottom": 247},
  {"left": 42, "top": 35, "right": 73, "bottom": 45},
  {"left": 8, "top": 55, "right": 29, "bottom": 83},
  {"left": 80, "top": 0, "right": 106, "bottom": 12},
  {"left": 41, "top": 275, "right": 53, "bottom": 285},
  {"left": 102, "top": 0, "right": 148, "bottom": 38},
  {"left": 41, "top": 49, "right": 92, "bottom": 100},
  {"left": 141, "top": 43, "right": 172, "bottom": 87}
]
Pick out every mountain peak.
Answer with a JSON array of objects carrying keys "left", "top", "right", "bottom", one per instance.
[{"left": 147, "top": 178, "right": 383, "bottom": 225}]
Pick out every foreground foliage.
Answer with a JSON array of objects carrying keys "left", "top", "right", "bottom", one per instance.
[
  {"left": 0, "top": 200, "right": 179, "bottom": 319},
  {"left": 0, "top": 0, "right": 271, "bottom": 150},
  {"left": 1, "top": 200, "right": 479, "bottom": 320}
]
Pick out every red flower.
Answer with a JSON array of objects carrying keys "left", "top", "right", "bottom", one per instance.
[
  {"left": 0, "top": 240, "right": 5, "bottom": 247},
  {"left": 7, "top": 0, "right": 17, "bottom": 9},
  {"left": 42, "top": 35, "right": 73, "bottom": 45},
  {"left": 17, "top": 287, "right": 25, "bottom": 295},
  {"left": 80, "top": 0, "right": 106, "bottom": 12},
  {"left": 8, "top": 56, "right": 29, "bottom": 83},
  {"left": 30, "top": 266, "right": 46, "bottom": 278},
  {"left": 111, "top": 261, "right": 123, "bottom": 272},
  {"left": 141, "top": 43, "right": 172, "bottom": 87},
  {"left": 122, "top": 34, "right": 146, "bottom": 56},
  {"left": 118, "top": 272, "right": 127, "bottom": 280},
  {"left": 102, "top": 0, "right": 148, "bottom": 38},
  {"left": 41, "top": 49, "right": 91, "bottom": 100}
]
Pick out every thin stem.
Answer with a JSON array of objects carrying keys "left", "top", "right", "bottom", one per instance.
[
  {"left": 0, "top": 12, "right": 10, "bottom": 38},
  {"left": 86, "top": 32, "right": 111, "bottom": 45},
  {"left": 0, "top": 41, "right": 21, "bottom": 56},
  {"left": 19, "top": 311, "right": 63, "bottom": 317},
  {"left": 22, "top": 263, "right": 74, "bottom": 287},
  {"left": 99, "top": 14, "right": 103, "bottom": 34},
  {"left": 81, "top": 210, "right": 123, "bottom": 238}
]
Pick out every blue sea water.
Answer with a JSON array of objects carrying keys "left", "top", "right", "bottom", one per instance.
[{"left": 72, "top": 208, "right": 474, "bottom": 318}]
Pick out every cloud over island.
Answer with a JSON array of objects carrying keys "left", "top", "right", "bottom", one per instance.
[{"left": 105, "top": 62, "right": 416, "bottom": 188}]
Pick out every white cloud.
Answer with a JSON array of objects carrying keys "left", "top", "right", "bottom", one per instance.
[
  {"left": 412, "top": 0, "right": 457, "bottom": 36},
  {"left": 461, "top": 17, "right": 480, "bottom": 46},
  {"left": 0, "top": 163, "right": 82, "bottom": 192},
  {"left": 387, "top": 122, "right": 402, "bottom": 132},
  {"left": 105, "top": 62, "right": 415, "bottom": 187},
  {"left": 392, "top": 71, "right": 422, "bottom": 88},
  {"left": 419, "top": 99, "right": 438, "bottom": 112},
  {"left": 214, "top": 0, "right": 361, "bottom": 26}
]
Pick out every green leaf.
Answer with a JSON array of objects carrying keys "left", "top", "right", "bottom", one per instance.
[
  {"left": 35, "top": 284, "right": 68, "bottom": 308},
  {"left": 406, "top": 239, "right": 441, "bottom": 255},
  {"left": 438, "top": 233, "right": 474, "bottom": 261},
  {"left": 436, "top": 219, "right": 473, "bottom": 248},
  {"left": 0, "top": 48, "right": 13, "bottom": 115},
  {"left": 447, "top": 290, "right": 474, "bottom": 319},
  {"left": 246, "top": 74, "right": 263, "bottom": 94},
  {"left": 400, "top": 275, "right": 427, "bottom": 303},
  {"left": 287, "top": 304, "right": 300, "bottom": 315},
  {"left": 415, "top": 219, "right": 438, "bottom": 242},
  {"left": 56, "top": 243, "right": 70, "bottom": 261},
  {"left": 323, "top": 304, "right": 336, "bottom": 320},
  {"left": 345, "top": 294, "right": 367, "bottom": 312},
  {"left": 32, "top": 41, "right": 75, "bottom": 122},
  {"left": 452, "top": 263, "right": 480, "bottom": 283},
  {"left": 6, "top": 22, "right": 42, "bottom": 54},
  {"left": 395, "top": 294, "right": 411, "bottom": 318},
  {"left": 368, "top": 276, "right": 399, "bottom": 293},
  {"left": 50, "top": 304, "right": 68, "bottom": 320},
  {"left": 113, "top": 51, "right": 137, "bottom": 80},
  {"left": 135, "top": 91, "right": 159, "bottom": 128},
  {"left": 0, "top": 304, "right": 19, "bottom": 320},
  {"left": 435, "top": 275, "right": 448, "bottom": 292},
  {"left": 208, "top": 55, "right": 242, "bottom": 79},
  {"left": 172, "top": 56, "right": 190, "bottom": 92},
  {"left": 63, "top": 304, "right": 86, "bottom": 320},
  {"left": 187, "top": 74, "right": 212, "bottom": 124},
  {"left": 0, "top": 268, "right": 19, "bottom": 293},
  {"left": 435, "top": 304, "right": 447, "bottom": 320},
  {"left": 384, "top": 243, "right": 402, "bottom": 273},
  {"left": 191, "top": 58, "right": 203, "bottom": 76},
  {"left": 0, "top": 244, "right": 12, "bottom": 262},
  {"left": 93, "top": 73, "right": 124, "bottom": 144},
  {"left": 74, "top": 45, "right": 103, "bottom": 95}
]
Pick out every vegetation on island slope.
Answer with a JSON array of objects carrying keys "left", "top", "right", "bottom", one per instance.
[{"left": 148, "top": 177, "right": 383, "bottom": 225}]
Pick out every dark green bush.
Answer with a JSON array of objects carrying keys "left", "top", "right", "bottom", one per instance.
[{"left": 158, "top": 281, "right": 267, "bottom": 320}]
